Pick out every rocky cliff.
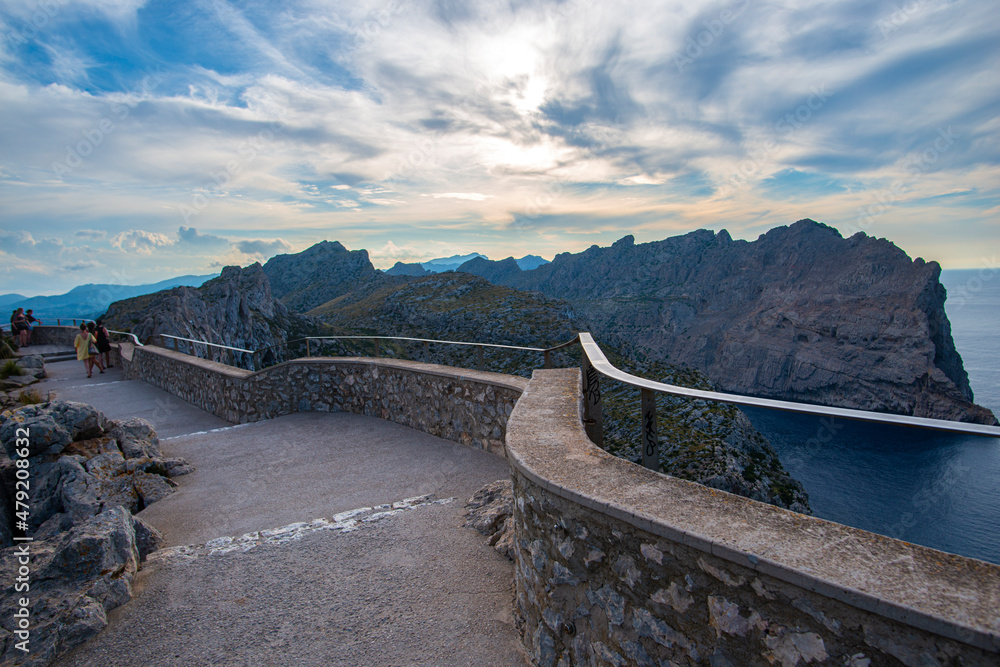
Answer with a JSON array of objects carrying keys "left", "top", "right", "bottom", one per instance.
[
  {"left": 101, "top": 263, "right": 320, "bottom": 365},
  {"left": 458, "top": 220, "right": 996, "bottom": 425}
]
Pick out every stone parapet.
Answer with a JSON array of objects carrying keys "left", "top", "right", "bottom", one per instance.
[
  {"left": 25, "top": 325, "right": 79, "bottom": 347},
  {"left": 118, "top": 344, "right": 525, "bottom": 456},
  {"left": 505, "top": 368, "right": 1000, "bottom": 666}
]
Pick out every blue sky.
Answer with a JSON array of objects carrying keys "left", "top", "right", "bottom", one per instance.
[{"left": 1, "top": 0, "right": 998, "bottom": 296}]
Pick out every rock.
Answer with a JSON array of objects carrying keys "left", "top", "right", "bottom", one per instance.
[
  {"left": 0, "top": 507, "right": 141, "bottom": 666},
  {"left": 15, "top": 354, "right": 46, "bottom": 379},
  {"left": 62, "top": 435, "right": 120, "bottom": 460},
  {"left": 0, "top": 374, "right": 37, "bottom": 392},
  {"left": 131, "top": 514, "right": 164, "bottom": 562},
  {"left": 465, "top": 480, "right": 515, "bottom": 560},
  {"left": 0, "top": 401, "right": 105, "bottom": 458},
  {"left": 109, "top": 417, "right": 161, "bottom": 459},
  {"left": 101, "top": 262, "right": 317, "bottom": 368}
]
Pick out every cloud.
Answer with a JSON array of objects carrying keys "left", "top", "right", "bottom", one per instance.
[
  {"left": 111, "top": 229, "right": 173, "bottom": 254},
  {"left": 432, "top": 193, "right": 494, "bottom": 201},
  {"left": 75, "top": 229, "right": 107, "bottom": 240},
  {"left": 234, "top": 238, "right": 293, "bottom": 256},
  {"left": 177, "top": 225, "right": 230, "bottom": 247},
  {"left": 65, "top": 260, "right": 101, "bottom": 271}
]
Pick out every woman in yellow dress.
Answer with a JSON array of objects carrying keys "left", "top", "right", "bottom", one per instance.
[{"left": 73, "top": 322, "right": 101, "bottom": 378}]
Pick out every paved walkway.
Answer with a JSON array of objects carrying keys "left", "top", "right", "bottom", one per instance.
[{"left": 31, "top": 358, "right": 528, "bottom": 666}]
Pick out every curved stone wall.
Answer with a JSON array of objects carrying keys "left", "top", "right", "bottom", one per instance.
[
  {"left": 118, "top": 343, "right": 525, "bottom": 456},
  {"left": 505, "top": 368, "right": 1000, "bottom": 666}
]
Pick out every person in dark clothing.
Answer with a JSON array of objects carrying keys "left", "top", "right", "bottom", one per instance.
[
  {"left": 95, "top": 319, "right": 113, "bottom": 369},
  {"left": 24, "top": 309, "right": 40, "bottom": 346}
]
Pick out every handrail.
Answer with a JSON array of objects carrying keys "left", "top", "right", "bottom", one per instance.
[
  {"left": 159, "top": 333, "right": 254, "bottom": 354},
  {"left": 108, "top": 330, "right": 143, "bottom": 346},
  {"left": 578, "top": 332, "right": 1000, "bottom": 441}
]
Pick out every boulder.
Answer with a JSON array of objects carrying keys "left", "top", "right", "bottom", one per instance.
[
  {"left": 108, "top": 417, "right": 161, "bottom": 459},
  {"left": 0, "top": 402, "right": 105, "bottom": 458},
  {"left": 0, "top": 507, "right": 140, "bottom": 666},
  {"left": 0, "top": 375, "right": 37, "bottom": 392},
  {"left": 15, "top": 354, "right": 45, "bottom": 379}
]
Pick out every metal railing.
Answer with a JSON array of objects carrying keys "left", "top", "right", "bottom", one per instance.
[
  {"left": 292, "top": 335, "right": 579, "bottom": 370},
  {"left": 159, "top": 334, "right": 255, "bottom": 367},
  {"left": 577, "top": 332, "right": 1000, "bottom": 470}
]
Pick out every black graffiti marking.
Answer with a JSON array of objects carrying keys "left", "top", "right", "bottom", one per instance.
[{"left": 585, "top": 366, "right": 601, "bottom": 404}]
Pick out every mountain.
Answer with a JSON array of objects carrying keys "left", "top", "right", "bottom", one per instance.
[
  {"left": 515, "top": 254, "right": 550, "bottom": 270},
  {"left": 101, "top": 264, "right": 322, "bottom": 367},
  {"left": 261, "top": 240, "right": 395, "bottom": 313},
  {"left": 0, "top": 275, "right": 216, "bottom": 322},
  {"left": 421, "top": 253, "right": 487, "bottom": 272},
  {"left": 456, "top": 220, "right": 996, "bottom": 425},
  {"left": 384, "top": 262, "right": 430, "bottom": 276}
]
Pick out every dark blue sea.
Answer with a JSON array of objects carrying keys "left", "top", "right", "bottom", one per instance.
[{"left": 743, "top": 268, "right": 1000, "bottom": 565}]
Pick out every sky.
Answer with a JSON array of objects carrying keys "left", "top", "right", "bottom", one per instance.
[{"left": 1, "top": 0, "right": 998, "bottom": 296}]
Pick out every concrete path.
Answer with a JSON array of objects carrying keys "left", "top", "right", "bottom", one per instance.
[{"left": 32, "top": 359, "right": 528, "bottom": 666}]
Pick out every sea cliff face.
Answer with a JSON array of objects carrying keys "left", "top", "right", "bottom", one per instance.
[{"left": 458, "top": 220, "right": 996, "bottom": 425}]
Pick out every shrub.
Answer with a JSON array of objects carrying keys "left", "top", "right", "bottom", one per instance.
[
  {"left": 17, "top": 388, "right": 44, "bottom": 405},
  {"left": 0, "top": 359, "right": 25, "bottom": 380}
]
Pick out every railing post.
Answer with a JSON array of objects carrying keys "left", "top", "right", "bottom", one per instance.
[
  {"left": 374, "top": 339, "right": 380, "bottom": 358},
  {"left": 423, "top": 340, "right": 430, "bottom": 362},
  {"left": 57, "top": 319, "right": 61, "bottom": 326},
  {"left": 477, "top": 345, "right": 484, "bottom": 370},
  {"left": 581, "top": 352, "right": 604, "bottom": 447},
  {"left": 306, "top": 338, "right": 311, "bottom": 358},
  {"left": 641, "top": 388, "right": 659, "bottom": 471},
  {"left": 544, "top": 349, "right": 552, "bottom": 369}
]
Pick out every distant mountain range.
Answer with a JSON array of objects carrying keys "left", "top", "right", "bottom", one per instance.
[
  {"left": 385, "top": 253, "right": 549, "bottom": 276},
  {"left": 1, "top": 274, "right": 216, "bottom": 322}
]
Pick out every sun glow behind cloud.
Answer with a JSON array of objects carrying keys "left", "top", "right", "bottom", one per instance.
[{"left": 0, "top": 0, "right": 997, "bottom": 295}]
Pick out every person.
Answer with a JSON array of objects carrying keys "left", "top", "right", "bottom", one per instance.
[
  {"left": 74, "top": 323, "right": 99, "bottom": 378},
  {"left": 12, "top": 308, "right": 28, "bottom": 347},
  {"left": 86, "top": 322, "right": 106, "bottom": 374},
  {"left": 95, "top": 318, "right": 112, "bottom": 369},
  {"left": 24, "top": 309, "right": 40, "bottom": 346}
]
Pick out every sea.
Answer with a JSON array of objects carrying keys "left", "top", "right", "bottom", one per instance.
[{"left": 743, "top": 268, "right": 1000, "bottom": 565}]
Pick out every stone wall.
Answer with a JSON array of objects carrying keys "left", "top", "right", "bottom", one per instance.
[
  {"left": 27, "top": 325, "right": 80, "bottom": 347},
  {"left": 506, "top": 369, "right": 1000, "bottom": 666},
  {"left": 118, "top": 343, "right": 525, "bottom": 456}
]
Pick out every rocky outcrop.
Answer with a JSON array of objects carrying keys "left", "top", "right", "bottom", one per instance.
[
  {"left": 457, "top": 220, "right": 996, "bottom": 424},
  {"left": 0, "top": 401, "right": 180, "bottom": 665},
  {"left": 102, "top": 263, "right": 319, "bottom": 366},
  {"left": 0, "top": 401, "right": 190, "bottom": 546},
  {"left": 0, "top": 508, "right": 161, "bottom": 666}
]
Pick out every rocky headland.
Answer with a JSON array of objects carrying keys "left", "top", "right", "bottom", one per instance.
[{"left": 457, "top": 219, "right": 996, "bottom": 425}]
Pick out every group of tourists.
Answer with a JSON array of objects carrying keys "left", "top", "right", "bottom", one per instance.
[
  {"left": 8, "top": 308, "right": 40, "bottom": 347},
  {"left": 73, "top": 320, "right": 113, "bottom": 378}
]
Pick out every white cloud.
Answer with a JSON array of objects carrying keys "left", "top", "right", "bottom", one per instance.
[
  {"left": 111, "top": 229, "right": 173, "bottom": 254},
  {"left": 235, "top": 238, "right": 293, "bottom": 256},
  {"left": 431, "top": 193, "right": 494, "bottom": 201}
]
